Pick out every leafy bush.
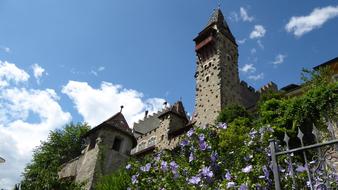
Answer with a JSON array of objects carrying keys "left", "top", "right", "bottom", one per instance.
[{"left": 96, "top": 169, "right": 130, "bottom": 190}]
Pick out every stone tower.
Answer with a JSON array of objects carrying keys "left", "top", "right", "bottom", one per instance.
[{"left": 194, "top": 8, "right": 241, "bottom": 126}]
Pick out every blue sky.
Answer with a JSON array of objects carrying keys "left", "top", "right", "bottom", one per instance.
[{"left": 0, "top": 0, "right": 338, "bottom": 188}]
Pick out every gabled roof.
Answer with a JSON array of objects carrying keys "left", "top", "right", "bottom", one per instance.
[
  {"left": 158, "top": 101, "right": 188, "bottom": 122},
  {"left": 82, "top": 112, "right": 137, "bottom": 147},
  {"left": 133, "top": 101, "right": 189, "bottom": 137}
]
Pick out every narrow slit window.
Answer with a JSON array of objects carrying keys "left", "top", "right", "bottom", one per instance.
[{"left": 112, "top": 137, "right": 123, "bottom": 152}]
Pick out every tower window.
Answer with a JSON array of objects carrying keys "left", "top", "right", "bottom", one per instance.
[
  {"left": 112, "top": 137, "right": 123, "bottom": 152},
  {"left": 206, "top": 76, "right": 210, "bottom": 82}
]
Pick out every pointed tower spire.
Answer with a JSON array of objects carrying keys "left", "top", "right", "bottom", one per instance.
[{"left": 207, "top": 8, "right": 225, "bottom": 27}]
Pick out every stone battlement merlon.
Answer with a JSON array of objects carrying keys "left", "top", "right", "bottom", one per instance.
[{"left": 258, "top": 81, "right": 278, "bottom": 94}]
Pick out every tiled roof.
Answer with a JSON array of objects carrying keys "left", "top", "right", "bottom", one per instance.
[{"left": 82, "top": 112, "right": 137, "bottom": 147}]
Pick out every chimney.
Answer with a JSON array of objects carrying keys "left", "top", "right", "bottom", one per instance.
[{"left": 144, "top": 110, "right": 149, "bottom": 119}]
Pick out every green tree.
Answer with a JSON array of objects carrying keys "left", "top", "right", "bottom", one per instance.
[
  {"left": 216, "top": 104, "right": 250, "bottom": 124},
  {"left": 20, "top": 123, "right": 90, "bottom": 190}
]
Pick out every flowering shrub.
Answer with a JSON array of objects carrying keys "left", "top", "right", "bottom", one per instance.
[{"left": 105, "top": 121, "right": 275, "bottom": 190}]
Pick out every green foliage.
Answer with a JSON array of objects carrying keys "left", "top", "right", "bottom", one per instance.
[
  {"left": 258, "top": 66, "right": 338, "bottom": 143},
  {"left": 216, "top": 104, "right": 250, "bottom": 124},
  {"left": 96, "top": 169, "right": 130, "bottom": 190},
  {"left": 20, "top": 123, "right": 90, "bottom": 190}
]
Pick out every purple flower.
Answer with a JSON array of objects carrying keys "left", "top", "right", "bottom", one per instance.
[
  {"left": 218, "top": 123, "right": 227, "bottom": 129},
  {"left": 225, "top": 171, "right": 231, "bottom": 180},
  {"left": 239, "top": 184, "right": 248, "bottom": 190},
  {"left": 262, "top": 165, "right": 269, "bottom": 179},
  {"left": 211, "top": 151, "right": 218, "bottom": 162},
  {"left": 242, "top": 165, "right": 252, "bottom": 173},
  {"left": 155, "top": 153, "right": 161, "bottom": 161},
  {"left": 140, "top": 163, "right": 151, "bottom": 172},
  {"left": 201, "top": 166, "right": 213, "bottom": 178},
  {"left": 199, "top": 140, "right": 208, "bottom": 151},
  {"left": 244, "top": 155, "right": 253, "bottom": 161},
  {"left": 188, "top": 176, "right": 201, "bottom": 184},
  {"left": 131, "top": 174, "right": 138, "bottom": 184},
  {"left": 161, "top": 161, "right": 168, "bottom": 171},
  {"left": 198, "top": 134, "right": 205, "bottom": 142},
  {"left": 249, "top": 129, "right": 257, "bottom": 138},
  {"left": 189, "top": 152, "right": 194, "bottom": 162},
  {"left": 187, "top": 128, "right": 194, "bottom": 137},
  {"left": 170, "top": 161, "right": 178, "bottom": 173},
  {"left": 227, "top": 181, "right": 236, "bottom": 188},
  {"left": 180, "top": 139, "right": 189, "bottom": 147},
  {"left": 125, "top": 164, "right": 131, "bottom": 170},
  {"left": 296, "top": 165, "right": 306, "bottom": 172}
]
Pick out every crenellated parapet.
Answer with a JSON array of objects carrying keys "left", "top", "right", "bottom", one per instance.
[{"left": 258, "top": 81, "right": 278, "bottom": 94}]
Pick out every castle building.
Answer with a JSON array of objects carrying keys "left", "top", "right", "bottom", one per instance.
[
  {"left": 193, "top": 8, "right": 276, "bottom": 126},
  {"left": 59, "top": 8, "right": 280, "bottom": 189},
  {"left": 58, "top": 112, "right": 137, "bottom": 190}
]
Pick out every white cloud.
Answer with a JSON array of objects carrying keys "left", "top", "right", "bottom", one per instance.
[
  {"left": 250, "top": 48, "right": 257, "bottom": 54},
  {"left": 250, "top": 25, "right": 266, "bottom": 39},
  {"left": 240, "top": 7, "right": 254, "bottom": 22},
  {"left": 0, "top": 60, "right": 29, "bottom": 88},
  {"left": 285, "top": 5, "right": 338, "bottom": 37},
  {"left": 272, "top": 54, "right": 286, "bottom": 65},
  {"left": 90, "top": 66, "right": 105, "bottom": 76},
  {"left": 0, "top": 46, "right": 11, "bottom": 53},
  {"left": 237, "top": 38, "right": 247, "bottom": 44},
  {"left": 98, "top": 66, "right": 105, "bottom": 71},
  {"left": 240, "top": 64, "right": 256, "bottom": 73},
  {"left": 229, "top": 12, "right": 239, "bottom": 22},
  {"left": 248, "top": 73, "right": 264, "bottom": 81},
  {"left": 257, "top": 40, "right": 264, "bottom": 49},
  {"left": 62, "top": 81, "right": 165, "bottom": 127},
  {"left": 0, "top": 61, "right": 71, "bottom": 189},
  {"left": 31, "top": 63, "right": 45, "bottom": 84}
]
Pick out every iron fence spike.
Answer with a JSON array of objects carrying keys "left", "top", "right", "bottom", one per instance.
[
  {"left": 297, "top": 128, "right": 304, "bottom": 142},
  {"left": 312, "top": 124, "right": 320, "bottom": 142},
  {"left": 283, "top": 132, "right": 290, "bottom": 148}
]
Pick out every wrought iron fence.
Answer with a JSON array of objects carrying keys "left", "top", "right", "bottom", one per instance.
[{"left": 270, "top": 121, "right": 338, "bottom": 189}]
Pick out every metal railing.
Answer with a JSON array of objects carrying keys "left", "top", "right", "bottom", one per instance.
[{"left": 270, "top": 121, "right": 338, "bottom": 189}]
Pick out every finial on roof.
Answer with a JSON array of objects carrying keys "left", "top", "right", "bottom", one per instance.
[
  {"left": 120, "top": 105, "right": 124, "bottom": 113},
  {"left": 144, "top": 110, "right": 149, "bottom": 119},
  {"left": 163, "top": 101, "right": 168, "bottom": 108}
]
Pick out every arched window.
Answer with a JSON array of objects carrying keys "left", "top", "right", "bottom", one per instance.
[{"left": 148, "top": 136, "right": 156, "bottom": 147}]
